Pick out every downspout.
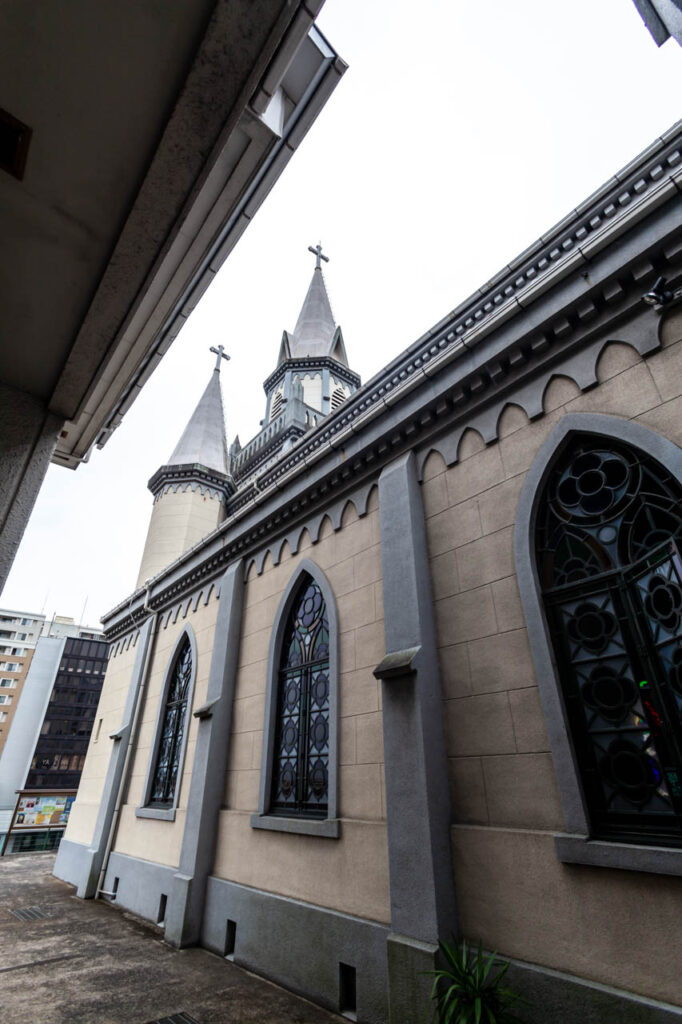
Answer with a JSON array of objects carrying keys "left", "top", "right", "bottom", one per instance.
[{"left": 96, "top": 587, "right": 157, "bottom": 898}]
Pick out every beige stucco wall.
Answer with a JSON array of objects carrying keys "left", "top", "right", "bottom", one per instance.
[
  {"left": 137, "top": 487, "right": 224, "bottom": 587},
  {"left": 64, "top": 637, "right": 140, "bottom": 848},
  {"left": 422, "top": 317, "right": 682, "bottom": 1003},
  {"left": 109, "top": 595, "right": 219, "bottom": 868},
  {"left": 213, "top": 489, "right": 390, "bottom": 923}
]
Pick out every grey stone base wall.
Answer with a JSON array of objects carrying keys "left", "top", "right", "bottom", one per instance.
[
  {"left": 53, "top": 837, "right": 96, "bottom": 891},
  {"left": 55, "top": 847, "right": 682, "bottom": 1024},
  {"left": 504, "top": 956, "right": 682, "bottom": 1024},
  {"left": 201, "top": 875, "right": 390, "bottom": 1024},
  {"left": 102, "top": 850, "right": 177, "bottom": 925}
]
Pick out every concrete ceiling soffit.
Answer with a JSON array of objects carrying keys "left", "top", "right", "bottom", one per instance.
[
  {"left": 633, "top": 0, "right": 682, "bottom": 45},
  {"left": 52, "top": 5, "right": 345, "bottom": 469}
]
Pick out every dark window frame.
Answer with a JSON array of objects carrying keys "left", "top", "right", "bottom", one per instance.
[
  {"left": 252, "top": 559, "right": 340, "bottom": 838},
  {"left": 136, "top": 625, "right": 197, "bottom": 822},
  {"left": 516, "top": 413, "right": 682, "bottom": 875}
]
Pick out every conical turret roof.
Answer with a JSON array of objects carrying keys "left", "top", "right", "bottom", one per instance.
[
  {"left": 289, "top": 265, "right": 339, "bottom": 360},
  {"left": 167, "top": 367, "right": 228, "bottom": 475}
]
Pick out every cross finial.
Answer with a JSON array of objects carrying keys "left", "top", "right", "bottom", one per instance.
[
  {"left": 308, "top": 242, "right": 329, "bottom": 269},
  {"left": 209, "top": 344, "right": 230, "bottom": 372}
]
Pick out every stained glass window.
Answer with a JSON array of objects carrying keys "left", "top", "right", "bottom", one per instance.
[
  {"left": 536, "top": 436, "right": 682, "bottom": 844},
  {"left": 271, "top": 575, "right": 330, "bottom": 817},
  {"left": 150, "top": 635, "right": 192, "bottom": 807}
]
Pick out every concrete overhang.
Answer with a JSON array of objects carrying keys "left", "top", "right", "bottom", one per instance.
[{"left": 0, "top": 2, "right": 345, "bottom": 470}]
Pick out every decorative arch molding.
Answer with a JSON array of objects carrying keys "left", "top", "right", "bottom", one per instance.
[
  {"left": 251, "top": 558, "right": 340, "bottom": 838},
  {"left": 243, "top": 481, "right": 378, "bottom": 580},
  {"left": 514, "top": 412, "right": 682, "bottom": 876},
  {"left": 415, "top": 333, "right": 655, "bottom": 480},
  {"left": 136, "top": 622, "right": 198, "bottom": 822},
  {"left": 158, "top": 583, "right": 220, "bottom": 631},
  {"left": 110, "top": 629, "right": 141, "bottom": 659},
  {"left": 154, "top": 480, "right": 226, "bottom": 503}
]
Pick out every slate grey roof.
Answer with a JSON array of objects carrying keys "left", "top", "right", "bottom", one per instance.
[
  {"left": 289, "top": 266, "right": 341, "bottom": 361},
  {"left": 167, "top": 369, "right": 228, "bottom": 474}
]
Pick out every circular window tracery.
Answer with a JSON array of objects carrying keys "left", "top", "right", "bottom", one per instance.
[{"left": 536, "top": 434, "right": 682, "bottom": 842}]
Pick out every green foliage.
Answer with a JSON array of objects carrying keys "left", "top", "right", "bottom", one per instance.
[{"left": 427, "top": 939, "right": 526, "bottom": 1024}]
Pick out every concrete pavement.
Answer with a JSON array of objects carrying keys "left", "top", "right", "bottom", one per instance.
[{"left": 0, "top": 854, "right": 343, "bottom": 1024}]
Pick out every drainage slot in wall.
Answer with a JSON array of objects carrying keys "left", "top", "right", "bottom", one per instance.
[
  {"left": 157, "top": 893, "right": 167, "bottom": 926},
  {"left": 224, "top": 918, "right": 236, "bottom": 959},
  {"left": 339, "top": 962, "right": 357, "bottom": 1020},
  {"left": 112, "top": 877, "right": 119, "bottom": 898}
]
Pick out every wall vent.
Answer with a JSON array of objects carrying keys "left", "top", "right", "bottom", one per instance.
[
  {"left": 0, "top": 108, "right": 32, "bottom": 180},
  {"left": 224, "top": 918, "right": 236, "bottom": 959},
  {"left": 339, "top": 962, "right": 357, "bottom": 1020}
]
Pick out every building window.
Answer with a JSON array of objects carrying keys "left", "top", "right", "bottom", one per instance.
[
  {"left": 516, "top": 415, "right": 682, "bottom": 873},
  {"left": 271, "top": 575, "right": 330, "bottom": 817},
  {"left": 0, "top": 694, "right": 12, "bottom": 705},
  {"left": 536, "top": 435, "right": 682, "bottom": 845},
  {"left": 137, "top": 627, "right": 197, "bottom": 821},
  {"left": 252, "top": 561, "right": 339, "bottom": 837},
  {"left": 0, "top": 679, "right": 16, "bottom": 688},
  {"left": 150, "top": 636, "right": 192, "bottom": 806}
]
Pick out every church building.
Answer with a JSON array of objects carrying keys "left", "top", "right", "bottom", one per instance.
[{"left": 56, "top": 120, "right": 682, "bottom": 1023}]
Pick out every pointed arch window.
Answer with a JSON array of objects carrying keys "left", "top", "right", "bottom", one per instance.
[
  {"left": 150, "top": 636, "right": 192, "bottom": 806},
  {"left": 535, "top": 433, "right": 682, "bottom": 846},
  {"left": 271, "top": 575, "right": 330, "bottom": 816},
  {"left": 137, "top": 628, "right": 196, "bottom": 821},
  {"left": 252, "top": 561, "right": 339, "bottom": 837}
]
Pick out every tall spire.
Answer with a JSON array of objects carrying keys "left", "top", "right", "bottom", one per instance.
[
  {"left": 288, "top": 243, "right": 338, "bottom": 360},
  {"left": 136, "top": 349, "right": 234, "bottom": 587},
  {"left": 167, "top": 352, "right": 228, "bottom": 474}
]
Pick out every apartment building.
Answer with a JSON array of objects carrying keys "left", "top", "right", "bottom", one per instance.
[
  {"left": 0, "top": 630, "right": 108, "bottom": 854},
  {"left": 0, "top": 609, "right": 104, "bottom": 757},
  {"left": 0, "top": 609, "right": 46, "bottom": 758}
]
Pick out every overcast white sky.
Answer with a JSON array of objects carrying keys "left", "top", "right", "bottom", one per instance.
[{"left": 3, "top": 0, "right": 682, "bottom": 626}]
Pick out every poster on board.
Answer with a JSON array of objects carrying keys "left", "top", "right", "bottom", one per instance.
[{"left": 12, "top": 793, "right": 75, "bottom": 829}]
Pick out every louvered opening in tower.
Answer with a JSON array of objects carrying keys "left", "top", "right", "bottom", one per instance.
[
  {"left": 270, "top": 391, "right": 283, "bottom": 421},
  {"left": 331, "top": 387, "right": 346, "bottom": 413}
]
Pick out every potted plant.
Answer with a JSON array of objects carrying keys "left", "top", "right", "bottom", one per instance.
[{"left": 427, "top": 939, "right": 526, "bottom": 1024}]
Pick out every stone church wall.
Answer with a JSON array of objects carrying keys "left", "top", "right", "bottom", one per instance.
[
  {"left": 422, "top": 314, "right": 682, "bottom": 1006},
  {"left": 112, "top": 595, "right": 220, "bottom": 868},
  {"left": 65, "top": 634, "right": 141, "bottom": 848},
  {"left": 212, "top": 488, "right": 391, "bottom": 923}
]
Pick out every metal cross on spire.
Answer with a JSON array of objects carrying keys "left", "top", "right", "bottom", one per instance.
[
  {"left": 308, "top": 242, "right": 329, "bottom": 269},
  {"left": 209, "top": 344, "right": 230, "bottom": 372}
]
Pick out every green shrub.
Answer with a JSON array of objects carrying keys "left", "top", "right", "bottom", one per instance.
[{"left": 427, "top": 939, "right": 526, "bottom": 1024}]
